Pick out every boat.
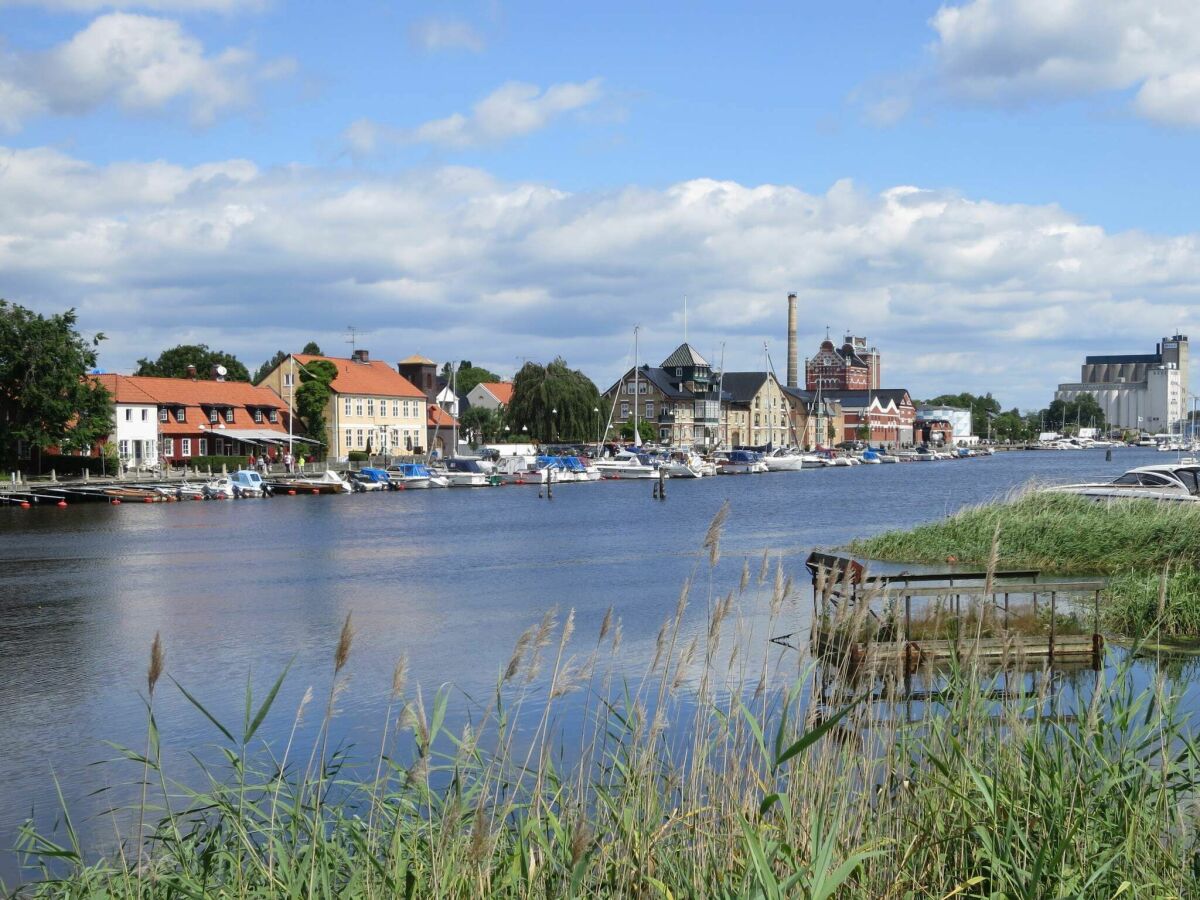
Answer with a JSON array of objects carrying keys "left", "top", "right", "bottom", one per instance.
[
  {"left": 495, "top": 454, "right": 550, "bottom": 484},
  {"left": 762, "top": 448, "right": 808, "bottom": 472},
  {"left": 858, "top": 450, "right": 883, "bottom": 464},
  {"left": 348, "top": 468, "right": 387, "bottom": 492},
  {"left": 716, "top": 450, "right": 768, "bottom": 475},
  {"left": 1044, "top": 464, "right": 1200, "bottom": 503},
  {"left": 287, "top": 470, "right": 352, "bottom": 494},
  {"left": 593, "top": 449, "right": 659, "bottom": 479},
  {"left": 386, "top": 463, "right": 448, "bottom": 489},
  {"left": 550, "top": 455, "right": 600, "bottom": 482},
  {"left": 442, "top": 458, "right": 497, "bottom": 487},
  {"left": 664, "top": 450, "right": 708, "bottom": 478}
]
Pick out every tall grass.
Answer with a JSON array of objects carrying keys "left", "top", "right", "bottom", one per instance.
[
  {"left": 851, "top": 492, "right": 1200, "bottom": 574},
  {"left": 11, "top": 505, "right": 1200, "bottom": 898}
]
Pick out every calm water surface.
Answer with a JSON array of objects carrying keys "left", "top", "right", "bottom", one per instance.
[{"left": 1, "top": 447, "right": 1196, "bottom": 881}]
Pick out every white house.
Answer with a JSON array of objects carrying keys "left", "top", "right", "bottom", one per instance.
[
  {"left": 916, "top": 404, "right": 976, "bottom": 445},
  {"left": 95, "top": 375, "right": 159, "bottom": 469}
]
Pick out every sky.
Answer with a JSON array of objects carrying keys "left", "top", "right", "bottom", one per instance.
[{"left": 3, "top": 0, "right": 1200, "bottom": 409}]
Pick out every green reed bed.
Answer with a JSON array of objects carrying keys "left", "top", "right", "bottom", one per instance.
[{"left": 11, "top": 506, "right": 1200, "bottom": 898}]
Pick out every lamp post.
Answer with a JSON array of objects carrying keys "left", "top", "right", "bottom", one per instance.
[
  {"left": 551, "top": 408, "right": 558, "bottom": 443},
  {"left": 593, "top": 407, "right": 600, "bottom": 447}
]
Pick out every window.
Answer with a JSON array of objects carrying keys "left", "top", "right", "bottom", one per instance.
[
  {"left": 392, "top": 400, "right": 399, "bottom": 417},
  {"left": 159, "top": 408, "right": 168, "bottom": 422},
  {"left": 367, "top": 398, "right": 374, "bottom": 417},
  {"left": 621, "top": 402, "right": 630, "bottom": 419},
  {"left": 676, "top": 367, "right": 682, "bottom": 376},
  {"left": 344, "top": 396, "right": 351, "bottom": 416},
  {"left": 118, "top": 439, "right": 129, "bottom": 457},
  {"left": 645, "top": 401, "right": 654, "bottom": 418},
  {"left": 199, "top": 438, "right": 208, "bottom": 455},
  {"left": 209, "top": 408, "right": 219, "bottom": 424},
  {"left": 355, "top": 399, "right": 363, "bottom": 416},
  {"left": 639, "top": 382, "right": 647, "bottom": 394},
  {"left": 356, "top": 429, "right": 364, "bottom": 448},
  {"left": 268, "top": 410, "right": 278, "bottom": 423},
  {"left": 345, "top": 430, "right": 352, "bottom": 449},
  {"left": 283, "top": 372, "right": 294, "bottom": 387},
  {"left": 141, "top": 409, "right": 148, "bottom": 421},
  {"left": 627, "top": 383, "right": 636, "bottom": 395},
  {"left": 176, "top": 407, "right": 186, "bottom": 422},
  {"left": 224, "top": 408, "right": 234, "bottom": 423},
  {"left": 124, "top": 409, "right": 132, "bottom": 421},
  {"left": 253, "top": 408, "right": 264, "bottom": 423},
  {"left": 181, "top": 438, "right": 192, "bottom": 457},
  {"left": 162, "top": 438, "right": 174, "bottom": 457}
]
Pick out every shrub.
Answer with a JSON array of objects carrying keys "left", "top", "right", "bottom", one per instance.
[{"left": 181, "top": 455, "right": 248, "bottom": 472}]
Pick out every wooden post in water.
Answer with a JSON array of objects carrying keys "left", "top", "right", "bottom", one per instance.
[
  {"left": 658, "top": 467, "right": 667, "bottom": 500},
  {"left": 1049, "top": 590, "right": 1057, "bottom": 666}
]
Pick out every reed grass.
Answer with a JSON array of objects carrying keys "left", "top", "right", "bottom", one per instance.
[
  {"left": 851, "top": 492, "right": 1200, "bottom": 575},
  {"left": 11, "top": 507, "right": 1200, "bottom": 898}
]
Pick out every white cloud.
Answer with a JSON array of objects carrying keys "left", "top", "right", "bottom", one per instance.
[
  {"left": 930, "top": 0, "right": 1200, "bottom": 126},
  {"left": 0, "top": 12, "right": 289, "bottom": 130},
  {"left": 408, "top": 17, "right": 485, "bottom": 53},
  {"left": 346, "top": 79, "right": 604, "bottom": 153},
  {"left": 3, "top": 144, "right": 1198, "bottom": 406}
]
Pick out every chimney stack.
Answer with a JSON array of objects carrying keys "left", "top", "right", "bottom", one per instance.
[
  {"left": 187, "top": 364, "right": 197, "bottom": 381},
  {"left": 352, "top": 349, "right": 370, "bottom": 364},
  {"left": 786, "top": 292, "right": 798, "bottom": 388}
]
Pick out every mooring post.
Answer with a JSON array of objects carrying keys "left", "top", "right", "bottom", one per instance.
[
  {"left": 546, "top": 469, "right": 553, "bottom": 500},
  {"left": 1049, "top": 591, "right": 1057, "bottom": 666},
  {"left": 658, "top": 467, "right": 667, "bottom": 500},
  {"left": 1004, "top": 591, "right": 1010, "bottom": 630}
]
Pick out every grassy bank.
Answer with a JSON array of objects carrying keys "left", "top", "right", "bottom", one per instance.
[
  {"left": 850, "top": 493, "right": 1200, "bottom": 638},
  {"left": 11, "top": 508, "right": 1200, "bottom": 898}
]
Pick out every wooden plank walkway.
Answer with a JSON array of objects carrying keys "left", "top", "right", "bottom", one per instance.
[{"left": 814, "top": 631, "right": 1103, "bottom": 672}]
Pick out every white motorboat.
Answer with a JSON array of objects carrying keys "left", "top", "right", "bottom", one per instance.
[
  {"left": 715, "top": 450, "right": 769, "bottom": 474},
  {"left": 386, "top": 463, "right": 448, "bottom": 488},
  {"left": 762, "top": 448, "right": 808, "bottom": 472},
  {"left": 1044, "top": 464, "right": 1200, "bottom": 503},
  {"left": 442, "top": 458, "right": 495, "bottom": 487},
  {"left": 495, "top": 454, "right": 550, "bottom": 485},
  {"left": 288, "top": 470, "right": 352, "bottom": 494},
  {"left": 594, "top": 450, "right": 659, "bottom": 479},
  {"left": 664, "top": 450, "right": 707, "bottom": 478}
]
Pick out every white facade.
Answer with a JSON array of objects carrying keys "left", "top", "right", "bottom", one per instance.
[
  {"left": 1056, "top": 365, "right": 1184, "bottom": 434},
  {"left": 112, "top": 403, "right": 159, "bottom": 469},
  {"left": 916, "top": 405, "right": 976, "bottom": 444},
  {"left": 436, "top": 383, "right": 459, "bottom": 416},
  {"left": 466, "top": 383, "right": 509, "bottom": 411}
]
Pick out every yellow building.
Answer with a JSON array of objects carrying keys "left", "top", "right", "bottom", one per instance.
[{"left": 259, "top": 349, "right": 427, "bottom": 460}]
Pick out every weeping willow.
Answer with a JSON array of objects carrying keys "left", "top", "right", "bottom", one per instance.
[{"left": 507, "top": 358, "right": 609, "bottom": 442}]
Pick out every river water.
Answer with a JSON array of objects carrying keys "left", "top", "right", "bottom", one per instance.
[{"left": 1, "top": 447, "right": 1196, "bottom": 883}]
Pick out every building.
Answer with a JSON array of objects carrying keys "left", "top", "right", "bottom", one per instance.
[
  {"left": 602, "top": 343, "right": 723, "bottom": 447},
  {"left": 720, "top": 372, "right": 793, "bottom": 447},
  {"left": 94, "top": 373, "right": 292, "bottom": 467},
  {"left": 915, "top": 404, "right": 975, "bottom": 445},
  {"left": 259, "top": 349, "right": 427, "bottom": 460},
  {"left": 822, "top": 389, "right": 915, "bottom": 446},
  {"left": 780, "top": 388, "right": 846, "bottom": 449},
  {"left": 805, "top": 334, "right": 880, "bottom": 391},
  {"left": 1055, "top": 335, "right": 1189, "bottom": 434},
  {"left": 396, "top": 355, "right": 460, "bottom": 455},
  {"left": 465, "top": 381, "right": 515, "bottom": 412}
]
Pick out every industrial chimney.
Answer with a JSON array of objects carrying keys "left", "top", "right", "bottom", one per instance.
[{"left": 786, "top": 292, "right": 799, "bottom": 388}]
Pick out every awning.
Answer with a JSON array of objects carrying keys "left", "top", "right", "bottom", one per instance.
[{"left": 203, "top": 428, "right": 322, "bottom": 446}]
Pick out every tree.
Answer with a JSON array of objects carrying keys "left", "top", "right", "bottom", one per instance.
[
  {"left": 460, "top": 405, "right": 503, "bottom": 445},
  {"left": 252, "top": 350, "right": 287, "bottom": 385},
  {"left": 302, "top": 341, "right": 323, "bottom": 355},
  {"left": 619, "top": 420, "right": 657, "bottom": 444},
  {"left": 441, "top": 360, "right": 501, "bottom": 399},
  {"left": 0, "top": 300, "right": 113, "bottom": 466},
  {"left": 1033, "top": 395, "right": 1106, "bottom": 436},
  {"left": 136, "top": 344, "right": 250, "bottom": 381},
  {"left": 295, "top": 359, "right": 338, "bottom": 446},
  {"left": 924, "top": 392, "right": 1002, "bottom": 438},
  {"left": 507, "top": 358, "right": 604, "bottom": 442}
]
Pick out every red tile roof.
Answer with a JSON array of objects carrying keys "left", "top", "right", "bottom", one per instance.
[
  {"left": 93, "top": 374, "right": 290, "bottom": 436},
  {"left": 427, "top": 404, "right": 458, "bottom": 428},
  {"left": 294, "top": 354, "right": 425, "bottom": 399},
  {"left": 478, "top": 381, "right": 514, "bottom": 405}
]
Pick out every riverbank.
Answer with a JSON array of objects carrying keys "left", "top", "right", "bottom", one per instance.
[
  {"left": 12, "top": 506, "right": 1200, "bottom": 897},
  {"left": 850, "top": 492, "right": 1200, "bottom": 638}
]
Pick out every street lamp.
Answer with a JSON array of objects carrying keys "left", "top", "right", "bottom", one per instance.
[
  {"left": 551, "top": 408, "right": 558, "bottom": 443},
  {"left": 593, "top": 407, "right": 600, "bottom": 446}
]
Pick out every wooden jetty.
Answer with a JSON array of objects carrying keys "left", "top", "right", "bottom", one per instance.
[{"left": 791, "top": 552, "right": 1107, "bottom": 672}]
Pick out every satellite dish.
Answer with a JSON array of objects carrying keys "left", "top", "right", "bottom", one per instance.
[{"left": 215, "top": 365, "right": 228, "bottom": 376}]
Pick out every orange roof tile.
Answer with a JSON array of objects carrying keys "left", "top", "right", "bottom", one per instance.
[
  {"left": 427, "top": 404, "right": 458, "bottom": 428},
  {"left": 478, "top": 381, "right": 514, "bottom": 405},
  {"left": 94, "top": 374, "right": 291, "bottom": 436},
  {"left": 295, "top": 354, "right": 425, "bottom": 399}
]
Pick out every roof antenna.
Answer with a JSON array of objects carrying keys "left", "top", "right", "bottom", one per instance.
[
  {"left": 345, "top": 325, "right": 360, "bottom": 350},
  {"left": 683, "top": 296, "right": 688, "bottom": 344}
]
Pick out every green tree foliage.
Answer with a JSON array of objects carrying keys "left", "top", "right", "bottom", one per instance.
[
  {"left": 459, "top": 405, "right": 504, "bottom": 445},
  {"left": 992, "top": 408, "right": 1032, "bottom": 442},
  {"left": 0, "top": 300, "right": 114, "bottom": 465},
  {"left": 136, "top": 344, "right": 251, "bottom": 381},
  {"left": 441, "top": 360, "right": 501, "bottom": 399},
  {"left": 295, "top": 359, "right": 338, "bottom": 446},
  {"left": 619, "top": 420, "right": 657, "bottom": 444},
  {"left": 507, "top": 357, "right": 603, "bottom": 442},
  {"left": 302, "top": 341, "right": 323, "bottom": 355},
  {"left": 1034, "top": 395, "right": 1107, "bottom": 435}
]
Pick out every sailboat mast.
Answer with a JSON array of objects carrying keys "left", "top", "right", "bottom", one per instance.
[
  {"left": 633, "top": 325, "right": 640, "bottom": 440},
  {"left": 717, "top": 341, "right": 726, "bottom": 448}
]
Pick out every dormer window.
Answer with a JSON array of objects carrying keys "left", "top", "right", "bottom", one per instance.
[
  {"left": 224, "top": 408, "right": 234, "bottom": 423},
  {"left": 176, "top": 407, "right": 186, "bottom": 422},
  {"left": 159, "top": 408, "right": 169, "bottom": 422},
  {"left": 253, "top": 408, "right": 264, "bottom": 423},
  {"left": 268, "top": 410, "right": 278, "bottom": 423},
  {"left": 209, "top": 408, "right": 219, "bottom": 424}
]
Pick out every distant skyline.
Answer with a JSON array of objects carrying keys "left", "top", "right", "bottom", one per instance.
[{"left": 3, "top": 0, "right": 1199, "bottom": 410}]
